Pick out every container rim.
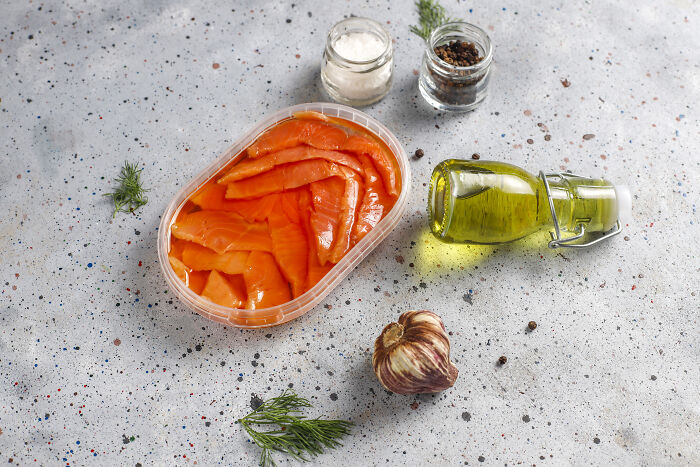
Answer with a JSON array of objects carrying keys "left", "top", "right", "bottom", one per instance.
[{"left": 157, "top": 102, "right": 411, "bottom": 329}]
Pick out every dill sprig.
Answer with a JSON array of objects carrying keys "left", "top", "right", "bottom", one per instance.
[
  {"left": 409, "top": 0, "right": 462, "bottom": 41},
  {"left": 103, "top": 161, "right": 149, "bottom": 218},
  {"left": 238, "top": 389, "right": 353, "bottom": 467}
]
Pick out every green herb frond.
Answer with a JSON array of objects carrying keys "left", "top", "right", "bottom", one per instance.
[
  {"left": 104, "top": 161, "right": 149, "bottom": 218},
  {"left": 238, "top": 389, "right": 353, "bottom": 467},
  {"left": 409, "top": 0, "right": 461, "bottom": 41}
]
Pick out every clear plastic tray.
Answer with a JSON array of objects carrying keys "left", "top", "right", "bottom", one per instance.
[{"left": 157, "top": 103, "right": 411, "bottom": 328}]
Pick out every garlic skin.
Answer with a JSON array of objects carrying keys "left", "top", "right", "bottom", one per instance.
[{"left": 372, "top": 310, "right": 458, "bottom": 395}]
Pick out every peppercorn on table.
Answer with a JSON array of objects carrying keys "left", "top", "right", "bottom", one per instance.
[{"left": 1, "top": 0, "right": 698, "bottom": 465}]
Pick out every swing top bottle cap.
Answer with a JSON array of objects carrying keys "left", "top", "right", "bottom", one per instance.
[{"left": 614, "top": 184, "right": 632, "bottom": 223}]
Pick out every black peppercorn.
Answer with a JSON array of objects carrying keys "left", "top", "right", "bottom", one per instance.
[
  {"left": 498, "top": 355, "right": 507, "bottom": 365},
  {"left": 414, "top": 148, "right": 424, "bottom": 159},
  {"left": 528, "top": 321, "right": 537, "bottom": 330}
]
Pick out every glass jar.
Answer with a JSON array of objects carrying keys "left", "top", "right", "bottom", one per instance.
[
  {"left": 418, "top": 22, "right": 493, "bottom": 112},
  {"left": 321, "top": 17, "right": 393, "bottom": 107}
]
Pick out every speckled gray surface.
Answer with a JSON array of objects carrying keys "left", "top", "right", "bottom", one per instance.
[{"left": 1, "top": 0, "right": 699, "bottom": 465}]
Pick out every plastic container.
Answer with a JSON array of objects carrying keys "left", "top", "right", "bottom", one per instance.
[{"left": 157, "top": 103, "right": 411, "bottom": 328}]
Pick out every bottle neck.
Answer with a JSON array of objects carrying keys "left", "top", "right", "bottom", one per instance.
[{"left": 541, "top": 174, "right": 619, "bottom": 234}]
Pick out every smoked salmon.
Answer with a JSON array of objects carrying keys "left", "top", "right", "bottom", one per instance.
[
  {"left": 352, "top": 154, "right": 391, "bottom": 244},
  {"left": 168, "top": 111, "right": 401, "bottom": 314},
  {"left": 181, "top": 242, "right": 249, "bottom": 275},
  {"left": 217, "top": 146, "right": 363, "bottom": 184},
  {"left": 268, "top": 199, "right": 308, "bottom": 298},
  {"left": 243, "top": 251, "right": 292, "bottom": 309},
  {"left": 298, "top": 189, "right": 333, "bottom": 291},
  {"left": 224, "top": 159, "right": 344, "bottom": 199},
  {"left": 309, "top": 177, "right": 345, "bottom": 265},
  {"left": 247, "top": 119, "right": 348, "bottom": 158},
  {"left": 191, "top": 184, "right": 279, "bottom": 222},
  {"left": 329, "top": 167, "right": 364, "bottom": 263},
  {"left": 201, "top": 270, "right": 245, "bottom": 308},
  {"left": 171, "top": 210, "right": 272, "bottom": 254},
  {"left": 341, "top": 135, "right": 399, "bottom": 197}
]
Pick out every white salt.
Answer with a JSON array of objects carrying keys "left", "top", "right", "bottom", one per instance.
[{"left": 333, "top": 32, "right": 386, "bottom": 62}]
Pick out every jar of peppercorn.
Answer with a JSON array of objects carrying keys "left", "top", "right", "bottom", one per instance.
[{"left": 418, "top": 22, "right": 493, "bottom": 112}]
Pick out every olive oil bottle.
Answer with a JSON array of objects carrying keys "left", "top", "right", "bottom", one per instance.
[{"left": 428, "top": 160, "right": 629, "bottom": 247}]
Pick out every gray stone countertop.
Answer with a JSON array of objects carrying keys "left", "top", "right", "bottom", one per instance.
[{"left": 1, "top": 0, "right": 698, "bottom": 465}]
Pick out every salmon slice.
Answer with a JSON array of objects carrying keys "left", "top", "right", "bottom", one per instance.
[
  {"left": 181, "top": 242, "right": 249, "bottom": 275},
  {"left": 247, "top": 119, "right": 348, "bottom": 159},
  {"left": 217, "top": 146, "right": 363, "bottom": 184},
  {"left": 309, "top": 177, "right": 345, "bottom": 265},
  {"left": 243, "top": 251, "right": 292, "bottom": 309},
  {"left": 169, "top": 254, "right": 190, "bottom": 283},
  {"left": 169, "top": 238, "right": 187, "bottom": 260},
  {"left": 201, "top": 270, "right": 245, "bottom": 308},
  {"left": 342, "top": 135, "right": 399, "bottom": 197},
  {"left": 225, "top": 159, "right": 344, "bottom": 199},
  {"left": 268, "top": 200, "right": 308, "bottom": 298},
  {"left": 225, "top": 273, "right": 248, "bottom": 304},
  {"left": 280, "top": 190, "right": 302, "bottom": 225},
  {"left": 191, "top": 184, "right": 279, "bottom": 222},
  {"left": 190, "top": 184, "right": 238, "bottom": 211},
  {"left": 171, "top": 210, "right": 272, "bottom": 254},
  {"left": 352, "top": 154, "right": 392, "bottom": 244},
  {"left": 187, "top": 271, "right": 208, "bottom": 295},
  {"left": 299, "top": 189, "right": 333, "bottom": 291},
  {"left": 329, "top": 167, "right": 364, "bottom": 263},
  {"left": 169, "top": 255, "right": 209, "bottom": 295}
]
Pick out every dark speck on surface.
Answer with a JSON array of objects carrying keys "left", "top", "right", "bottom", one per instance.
[
  {"left": 594, "top": 437, "right": 601, "bottom": 444},
  {"left": 650, "top": 375, "right": 657, "bottom": 381},
  {"left": 478, "top": 456, "right": 485, "bottom": 462},
  {"left": 462, "top": 411, "right": 471, "bottom": 421},
  {"left": 463, "top": 293, "right": 473, "bottom": 305},
  {"left": 250, "top": 394, "right": 263, "bottom": 411},
  {"left": 330, "top": 393, "right": 338, "bottom": 401},
  {"left": 522, "top": 415, "right": 530, "bottom": 422}
]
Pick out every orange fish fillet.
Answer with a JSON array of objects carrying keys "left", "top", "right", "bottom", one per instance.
[
  {"left": 243, "top": 251, "right": 292, "bottom": 309},
  {"left": 218, "top": 146, "right": 363, "bottom": 184},
  {"left": 268, "top": 200, "right": 308, "bottom": 298},
  {"left": 298, "top": 189, "right": 333, "bottom": 291},
  {"left": 341, "top": 134, "right": 399, "bottom": 197},
  {"left": 201, "top": 270, "right": 245, "bottom": 308},
  {"left": 351, "top": 154, "right": 392, "bottom": 244},
  {"left": 309, "top": 177, "right": 346, "bottom": 265},
  {"left": 247, "top": 119, "right": 348, "bottom": 159},
  {"left": 171, "top": 210, "right": 272, "bottom": 254},
  {"left": 224, "top": 159, "right": 344, "bottom": 200},
  {"left": 329, "top": 167, "right": 364, "bottom": 264},
  {"left": 190, "top": 184, "right": 279, "bottom": 222},
  {"left": 181, "top": 242, "right": 249, "bottom": 275}
]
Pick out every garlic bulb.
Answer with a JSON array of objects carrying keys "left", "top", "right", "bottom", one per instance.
[{"left": 372, "top": 310, "right": 458, "bottom": 395}]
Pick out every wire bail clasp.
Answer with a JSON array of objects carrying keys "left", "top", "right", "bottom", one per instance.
[{"left": 539, "top": 171, "right": 622, "bottom": 249}]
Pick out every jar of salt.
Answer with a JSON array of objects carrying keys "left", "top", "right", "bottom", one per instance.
[{"left": 321, "top": 17, "right": 393, "bottom": 106}]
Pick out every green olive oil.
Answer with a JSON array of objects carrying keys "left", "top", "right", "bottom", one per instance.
[{"left": 428, "top": 160, "right": 619, "bottom": 245}]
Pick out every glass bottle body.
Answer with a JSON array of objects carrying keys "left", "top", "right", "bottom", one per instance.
[{"left": 428, "top": 160, "right": 619, "bottom": 245}]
